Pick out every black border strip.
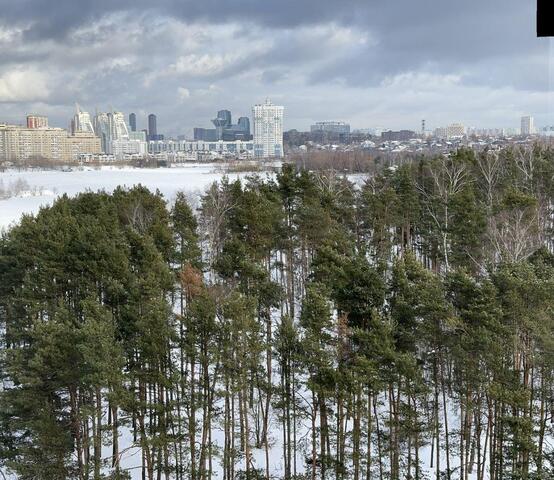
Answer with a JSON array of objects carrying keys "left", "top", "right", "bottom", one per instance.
[{"left": 538, "top": 0, "right": 554, "bottom": 37}]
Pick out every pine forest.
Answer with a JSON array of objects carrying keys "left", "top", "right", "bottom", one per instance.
[{"left": 2, "top": 146, "right": 554, "bottom": 480}]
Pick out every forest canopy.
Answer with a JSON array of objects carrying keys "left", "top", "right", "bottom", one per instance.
[{"left": 1, "top": 145, "right": 554, "bottom": 480}]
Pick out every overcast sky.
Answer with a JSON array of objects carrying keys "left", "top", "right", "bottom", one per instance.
[{"left": 0, "top": 0, "right": 552, "bottom": 136}]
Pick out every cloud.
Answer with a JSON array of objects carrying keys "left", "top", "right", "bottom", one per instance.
[
  {"left": 177, "top": 87, "right": 191, "bottom": 100},
  {"left": 171, "top": 54, "right": 242, "bottom": 77},
  {"left": 0, "top": 1, "right": 550, "bottom": 135},
  {"left": 0, "top": 68, "right": 49, "bottom": 102}
]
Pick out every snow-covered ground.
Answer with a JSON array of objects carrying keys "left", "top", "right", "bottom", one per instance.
[{"left": 0, "top": 164, "right": 258, "bottom": 231}]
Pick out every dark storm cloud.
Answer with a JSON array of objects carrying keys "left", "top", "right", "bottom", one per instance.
[
  {"left": 0, "top": 0, "right": 550, "bottom": 131},
  {"left": 1, "top": 0, "right": 538, "bottom": 49},
  {"left": 1, "top": 0, "right": 545, "bottom": 88},
  {"left": 2, "top": 0, "right": 361, "bottom": 37},
  {"left": 302, "top": 0, "right": 548, "bottom": 89}
]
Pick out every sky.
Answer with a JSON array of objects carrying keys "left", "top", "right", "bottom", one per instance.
[{"left": 0, "top": 0, "right": 552, "bottom": 136}]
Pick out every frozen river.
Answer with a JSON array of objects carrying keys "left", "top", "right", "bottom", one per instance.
[{"left": 0, "top": 164, "right": 256, "bottom": 231}]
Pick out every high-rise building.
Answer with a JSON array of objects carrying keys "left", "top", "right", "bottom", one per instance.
[
  {"left": 310, "top": 121, "right": 350, "bottom": 135},
  {"left": 112, "top": 112, "right": 129, "bottom": 140},
  {"left": 212, "top": 110, "right": 232, "bottom": 140},
  {"left": 238, "top": 117, "right": 250, "bottom": 134},
  {"left": 129, "top": 113, "right": 137, "bottom": 132},
  {"left": 93, "top": 110, "right": 130, "bottom": 154},
  {"left": 216, "top": 110, "right": 232, "bottom": 126},
  {"left": 194, "top": 110, "right": 251, "bottom": 141},
  {"left": 93, "top": 112, "right": 111, "bottom": 152},
  {"left": 26, "top": 115, "right": 49, "bottom": 129},
  {"left": 521, "top": 116, "right": 535, "bottom": 135},
  {"left": 222, "top": 115, "right": 251, "bottom": 141},
  {"left": 252, "top": 99, "right": 284, "bottom": 158},
  {"left": 148, "top": 114, "right": 157, "bottom": 139},
  {"left": 71, "top": 105, "right": 95, "bottom": 134}
]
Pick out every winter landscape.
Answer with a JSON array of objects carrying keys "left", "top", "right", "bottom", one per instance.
[
  {"left": 1, "top": 0, "right": 553, "bottom": 479},
  {"left": 3, "top": 149, "right": 554, "bottom": 480}
]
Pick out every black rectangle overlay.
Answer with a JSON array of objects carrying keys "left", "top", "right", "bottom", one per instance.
[{"left": 538, "top": 0, "right": 554, "bottom": 37}]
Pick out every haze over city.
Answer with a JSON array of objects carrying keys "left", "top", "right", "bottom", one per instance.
[{"left": 0, "top": 0, "right": 552, "bottom": 135}]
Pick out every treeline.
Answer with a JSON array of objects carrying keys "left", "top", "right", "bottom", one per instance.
[
  {"left": 1, "top": 145, "right": 554, "bottom": 479},
  {"left": 289, "top": 150, "right": 378, "bottom": 174}
]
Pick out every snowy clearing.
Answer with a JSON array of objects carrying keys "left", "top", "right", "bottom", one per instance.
[{"left": 0, "top": 165, "right": 259, "bottom": 231}]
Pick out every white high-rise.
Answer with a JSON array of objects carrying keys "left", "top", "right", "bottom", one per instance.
[
  {"left": 93, "top": 110, "right": 130, "bottom": 154},
  {"left": 111, "top": 112, "right": 129, "bottom": 140},
  {"left": 71, "top": 104, "right": 95, "bottom": 134},
  {"left": 253, "top": 99, "right": 284, "bottom": 158},
  {"left": 521, "top": 115, "right": 535, "bottom": 135}
]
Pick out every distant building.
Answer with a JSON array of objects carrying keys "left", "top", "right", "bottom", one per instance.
[
  {"left": 26, "top": 115, "right": 49, "bottom": 129},
  {"left": 381, "top": 130, "right": 417, "bottom": 141},
  {"left": 253, "top": 99, "right": 284, "bottom": 158},
  {"left": 71, "top": 105, "right": 95, "bottom": 134},
  {"left": 504, "top": 127, "right": 520, "bottom": 136},
  {"left": 238, "top": 117, "right": 250, "bottom": 135},
  {"left": 194, "top": 127, "right": 218, "bottom": 142},
  {"left": 67, "top": 132, "right": 103, "bottom": 160},
  {"left": 194, "top": 110, "right": 251, "bottom": 141},
  {"left": 539, "top": 126, "right": 554, "bottom": 137},
  {"left": 148, "top": 139, "right": 254, "bottom": 161},
  {"left": 112, "top": 139, "right": 148, "bottom": 158},
  {"left": 148, "top": 114, "right": 157, "bottom": 140},
  {"left": 434, "top": 127, "right": 448, "bottom": 139},
  {"left": 93, "top": 111, "right": 132, "bottom": 154},
  {"left": 352, "top": 127, "right": 385, "bottom": 136},
  {"left": 310, "top": 121, "right": 350, "bottom": 135},
  {"left": 447, "top": 123, "right": 466, "bottom": 138},
  {"left": 446, "top": 123, "right": 466, "bottom": 138},
  {"left": 433, "top": 123, "right": 466, "bottom": 139},
  {"left": 521, "top": 116, "right": 535, "bottom": 135},
  {"left": 106, "top": 130, "right": 149, "bottom": 159},
  {"left": 93, "top": 113, "right": 111, "bottom": 152},
  {"left": 212, "top": 109, "right": 232, "bottom": 139},
  {"left": 221, "top": 116, "right": 251, "bottom": 141},
  {"left": 129, "top": 130, "right": 147, "bottom": 142},
  {"left": 467, "top": 127, "right": 519, "bottom": 138},
  {"left": 129, "top": 113, "right": 137, "bottom": 132},
  {"left": 112, "top": 112, "right": 128, "bottom": 141},
  {"left": 0, "top": 122, "right": 101, "bottom": 163}
]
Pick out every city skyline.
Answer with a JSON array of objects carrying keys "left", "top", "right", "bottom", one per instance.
[
  {"left": 0, "top": 99, "right": 284, "bottom": 162},
  {"left": 0, "top": 1, "right": 551, "bottom": 136},
  {"left": 0, "top": 105, "right": 546, "bottom": 139}
]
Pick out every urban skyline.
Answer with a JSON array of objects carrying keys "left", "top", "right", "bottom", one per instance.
[
  {"left": 2, "top": 106, "right": 547, "bottom": 139},
  {"left": 1, "top": 104, "right": 547, "bottom": 141},
  {"left": 0, "top": 99, "right": 286, "bottom": 162}
]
